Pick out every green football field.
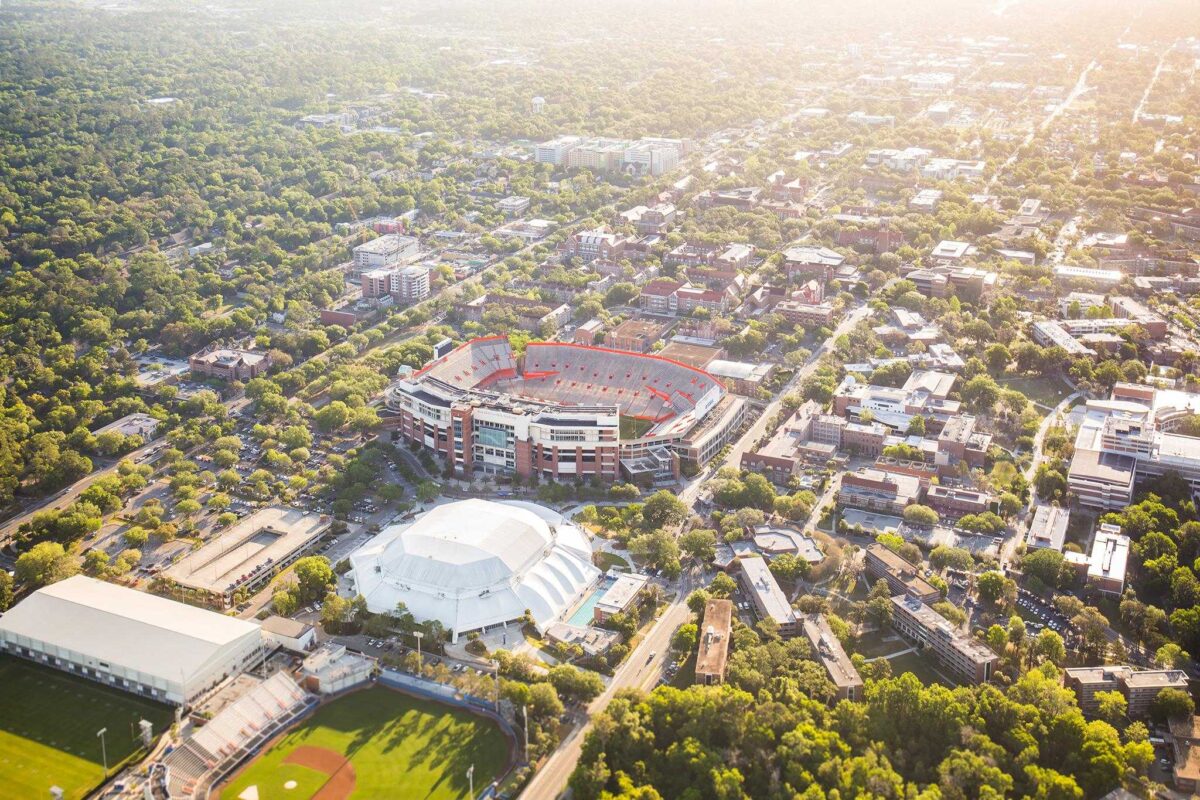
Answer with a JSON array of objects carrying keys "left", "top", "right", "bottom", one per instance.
[
  {"left": 219, "top": 687, "right": 511, "bottom": 800},
  {"left": 0, "top": 655, "right": 174, "bottom": 800}
]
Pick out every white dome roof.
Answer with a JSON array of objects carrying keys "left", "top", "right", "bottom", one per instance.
[{"left": 349, "top": 499, "right": 600, "bottom": 636}]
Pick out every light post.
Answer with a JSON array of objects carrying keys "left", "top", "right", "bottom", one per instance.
[
  {"left": 466, "top": 763, "right": 474, "bottom": 799},
  {"left": 413, "top": 631, "right": 424, "bottom": 671},
  {"left": 97, "top": 728, "right": 108, "bottom": 776}
]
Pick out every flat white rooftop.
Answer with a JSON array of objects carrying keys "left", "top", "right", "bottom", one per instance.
[{"left": 165, "top": 506, "right": 330, "bottom": 595}]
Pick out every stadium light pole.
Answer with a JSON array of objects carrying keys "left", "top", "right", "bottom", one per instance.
[
  {"left": 414, "top": 631, "right": 424, "bottom": 670},
  {"left": 467, "top": 763, "right": 474, "bottom": 798},
  {"left": 97, "top": 728, "right": 108, "bottom": 776}
]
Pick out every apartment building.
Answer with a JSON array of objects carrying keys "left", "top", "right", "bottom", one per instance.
[
  {"left": 605, "top": 319, "right": 668, "bottom": 353},
  {"left": 777, "top": 300, "right": 838, "bottom": 327},
  {"left": 1168, "top": 716, "right": 1200, "bottom": 794},
  {"left": 800, "top": 613, "right": 863, "bottom": 701},
  {"left": 891, "top": 592, "right": 998, "bottom": 684},
  {"left": 695, "top": 599, "right": 733, "bottom": 686},
  {"left": 738, "top": 556, "right": 797, "bottom": 637},
  {"left": 864, "top": 544, "right": 940, "bottom": 603},
  {"left": 1064, "top": 665, "right": 1189, "bottom": 719}
]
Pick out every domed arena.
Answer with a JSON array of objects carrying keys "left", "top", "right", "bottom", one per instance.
[{"left": 347, "top": 499, "right": 600, "bottom": 640}]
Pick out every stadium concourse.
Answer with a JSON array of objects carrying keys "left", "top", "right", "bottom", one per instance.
[{"left": 383, "top": 337, "right": 746, "bottom": 483}]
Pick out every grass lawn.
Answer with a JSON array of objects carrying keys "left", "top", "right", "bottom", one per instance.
[
  {"left": 852, "top": 630, "right": 909, "bottom": 659},
  {"left": 219, "top": 687, "right": 510, "bottom": 800},
  {"left": 884, "top": 651, "right": 954, "bottom": 687},
  {"left": 596, "top": 551, "right": 630, "bottom": 571},
  {"left": 0, "top": 655, "right": 173, "bottom": 800},
  {"left": 997, "top": 375, "right": 1071, "bottom": 410},
  {"left": 670, "top": 651, "right": 697, "bottom": 688}
]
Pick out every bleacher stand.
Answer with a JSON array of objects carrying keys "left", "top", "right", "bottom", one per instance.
[{"left": 159, "top": 672, "right": 313, "bottom": 799}]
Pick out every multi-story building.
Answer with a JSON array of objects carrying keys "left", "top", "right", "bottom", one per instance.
[
  {"left": 1088, "top": 524, "right": 1131, "bottom": 595},
  {"left": 738, "top": 556, "right": 797, "bottom": 637},
  {"left": 833, "top": 371, "right": 961, "bottom": 431},
  {"left": 1067, "top": 384, "right": 1200, "bottom": 510},
  {"left": 560, "top": 226, "right": 635, "bottom": 262},
  {"left": 783, "top": 246, "right": 844, "bottom": 282},
  {"left": 926, "top": 485, "right": 991, "bottom": 516},
  {"left": 864, "top": 544, "right": 940, "bottom": 603},
  {"left": 777, "top": 300, "right": 838, "bottom": 327},
  {"left": 497, "top": 195, "right": 531, "bottom": 216},
  {"left": 593, "top": 573, "right": 648, "bottom": 623},
  {"left": 1025, "top": 505, "right": 1070, "bottom": 551},
  {"left": 695, "top": 599, "right": 733, "bottom": 686},
  {"left": 1064, "top": 666, "right": 1189, "bottom": 719},
  {"left": 392, "top": 265, "right": 431, "bottom": 302},
  {"left": 361, "top": 268, "right": 395, "bottom": 299},
  {"left": 840, "top": 469, "right": 923, "bottom": 514},
  {"left": 891, "top": 592, "right": 998, "bottom": 684},
  {"left": 800, "top": 613, "right": 863, "bottom": 701},
  {"left": 935, "top": 414, "right": 992, "bottom": 472},
  {"left": 1168, "top": 716, "right": 1200, "bottom": 794},
  {"left": 353, "top": 234, "right": 419, "bottom": 272},
  {"left": 534, "top": 135, "right": 582, "bottom": 165},
  {"left": 189, "top": 347, "right": 272, "bottom": 381},
  {"left": 605, "top": 319, "right": 668, "bottom": 353}
]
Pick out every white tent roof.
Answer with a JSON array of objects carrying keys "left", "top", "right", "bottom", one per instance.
[
  {"left": 350, "top": 500, "right": 600, "bottom": 634},
  {"left": 0, "top": 575, "right": 262, "bottom": 684}
]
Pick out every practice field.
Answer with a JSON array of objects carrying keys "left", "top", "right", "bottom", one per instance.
[
  {"left": 219, "top": 687, "right": 511, "bottom": 800},
  {"left": 0, "top": 655, "right": 173, "bottom": 800}
]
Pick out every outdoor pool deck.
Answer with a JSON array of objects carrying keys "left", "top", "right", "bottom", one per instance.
[{"left": 566, "top": 577, "right": 615, "bottom": 627}]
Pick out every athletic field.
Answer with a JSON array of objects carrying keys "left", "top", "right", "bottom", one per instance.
[
  {"left": 218, "top": 687, "right": 511, "bottom": 800},
  {"left": 0, "top": 655, "right": 173, "bottom": 800}
]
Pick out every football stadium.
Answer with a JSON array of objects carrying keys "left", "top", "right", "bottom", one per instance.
[{"left": 383, "top": 337, "right": 746, "bottom": 483}]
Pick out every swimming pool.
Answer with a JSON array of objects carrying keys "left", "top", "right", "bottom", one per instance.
[{"left": 566, "top": 578, "right": 615, "bottom": 626}]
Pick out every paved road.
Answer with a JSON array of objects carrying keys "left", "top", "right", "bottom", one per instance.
[
  {"left": 679, "top": 304, "right": 873, "bottom": 508},
  {"left": 519, "top": 572, "right": 694, "bottom": 800},
  {"left": 998, "top": 389, "right": 1084, "bottom": 569}
]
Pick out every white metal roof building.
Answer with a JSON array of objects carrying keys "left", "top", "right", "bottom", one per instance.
[
  {"left": 0, "top": 575, "right": 263, "bottom": 705},
  {"left": 348, "top": 500, "right": 600, "bottom": 640}
]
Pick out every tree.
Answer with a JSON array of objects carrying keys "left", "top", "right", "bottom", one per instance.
[
  {"left": 1022, "top": 548, "right": 1065, "bottom": 589},
  {"left": 548, "top": 664, "right": 605, "bottom": 703},
  {"left": 1150, "top": 688, "right": 1195, "bottom": 724},
  {"left": 672, "top": 623, "right": 699, "bottom": 654},
  {"left": 642, "top": 490, "right": 688, "bottom": 529},
  {"left": 905, "top": 415, "right": 926, "bottom": 436},
  {"left": 1094, "top": 691, "right": 1128, "bottom": 725},
  {"left": 1031, "top": 629, "right": 1067, "bottom": 666},
  {"left": 679, "top": 529, "right": 718, "bottom": 563},
  {"left": 273, "top": 588, "right": 299, "bottom": 616},
  {"left": 1155, "top": 642, "right": 1191, "bottom": 669},
  {"left": 929, "top": 545, "right": 973, "bottom": 572},
  {"left": 314, "top": 401, "right": 351, "bottom": 431},
  {"left": 976, "top": 571, "right": 1012, "bottom": 607},
  {"left": 710, "top": 572, "right": 738, "bottom": 598},
  {"left": 0, "top": 570, "right": 12, "bottom": 611},
  {"left": 687, "top": 589, "right": 712, "bottom": 614},
  {"left": 902, "top": 504, "right": 939, "bottom": 526},
  {"left": 293, "top": 556, "right": 335, "bottom": 602},
  {"left": 15, "top": 542, "right": 78, "bottom": 586}
]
